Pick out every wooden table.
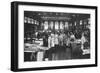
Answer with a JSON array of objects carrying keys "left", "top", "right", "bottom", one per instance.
[{"left": 24, "top": 43, "right": 49, "bottom": 61}]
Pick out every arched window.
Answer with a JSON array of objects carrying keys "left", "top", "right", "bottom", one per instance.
[
  {"left": 55, "top": 21, "right": 59, "bottom": 30},
  {"left": 44, "top": 21, "right": 48, "bottom": 30}
]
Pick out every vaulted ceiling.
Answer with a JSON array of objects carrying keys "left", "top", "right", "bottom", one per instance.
[{"left": 24, "top": 11, "right": 90, "bottom": 21}]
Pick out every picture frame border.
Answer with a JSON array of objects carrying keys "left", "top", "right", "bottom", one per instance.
[{"left": 11, "top": 1, "right": 98, "bottom": 72}]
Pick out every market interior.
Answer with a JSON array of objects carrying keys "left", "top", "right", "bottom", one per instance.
[{"left": 24, "top": 11, "right": 90, "bottom": 62}]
